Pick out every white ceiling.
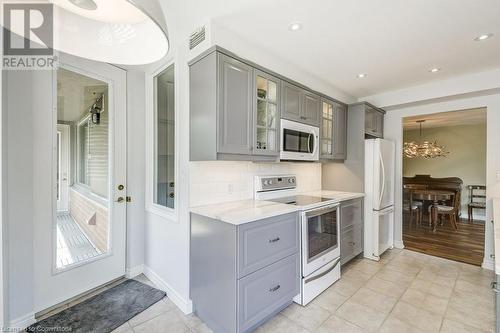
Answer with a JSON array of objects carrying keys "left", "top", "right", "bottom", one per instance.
[
  {"left": 403, "top": 108, "right": 486, "bottom": 129},
  {"left": 162, "top": 0, "right": 500, "bottom": 98}
]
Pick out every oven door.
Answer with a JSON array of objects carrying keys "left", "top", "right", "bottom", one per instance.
[
  {"left": 280, "top": 119, "right": 319, "bottom": 161},
  {"left": 302, "top": 204, "right": 340, "bottom": 277}
]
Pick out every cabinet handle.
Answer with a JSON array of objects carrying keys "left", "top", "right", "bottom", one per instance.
[
  {"left": 269, "top": 284, "right": 281, "bottom": 292},
  {"left": 349, "top": 242, "right": 355, "bottom": 246},
  {"left": 269, "top": 237, "right": 280, "bottom": 243}
]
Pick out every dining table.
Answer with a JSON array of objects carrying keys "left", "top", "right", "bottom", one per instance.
[{"left": 408, "top": 188, "right": 454, "bottom": 232}]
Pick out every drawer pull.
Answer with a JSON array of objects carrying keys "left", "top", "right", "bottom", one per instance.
[
  {"left": 349, "top": 241, "right": 355, "bottom": 246},
  {"left": 269, "top": 284, "right": 281, "bottom": 292},
  {"left": 269, "top": 237, "right": 280, "bottom": 243}
]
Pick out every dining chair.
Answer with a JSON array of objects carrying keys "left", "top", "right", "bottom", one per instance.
[
  {"left": 427, "top": 190, "right": 460, "bottom": 230},
  {"left": 403, "top": 188, "right": 422, "bottom": 226},
  {"left": 467, "top": 185, "right": 486, "bottom": 223}
]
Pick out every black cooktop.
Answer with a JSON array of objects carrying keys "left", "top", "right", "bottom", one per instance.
[{"left": 269, "top": 195, "right": 331, "bottom": 206}]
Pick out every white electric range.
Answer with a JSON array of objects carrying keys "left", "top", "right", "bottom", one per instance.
[{"left": 254, "top": 175, "right": 341, "bottom": 305}]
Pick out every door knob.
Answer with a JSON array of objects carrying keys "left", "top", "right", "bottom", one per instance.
[
  {"left": 116, "top": 197, "right": 125, "bottom": 203},
  {"left": 117, "top": 184, "right": 125, "bottom": 191}
]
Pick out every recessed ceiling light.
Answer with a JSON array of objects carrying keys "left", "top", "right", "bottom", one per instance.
[
  {"left": 429, "top": 68, "right": 441, "bottom": 73},
  {"left": 357, "top": 73, "right": 367, "bottom": 78},
  {"left": 474, "top": 33, "right": 494, "bottom": 41},
  {"left": 289, "top": 22, "right": 302, "bottom": 31}
]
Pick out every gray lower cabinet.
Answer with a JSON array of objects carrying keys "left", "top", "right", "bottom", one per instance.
[
  {"left": 281, "top": 81, "right": 321, "bottom": 127},
  {"left": 340, "top": 198, "right": 364, "bottom": 265},
  {"left": 191, "top": 212, "right": 300, "bottom": 333},
  {"left": 320, "top": 98, "right": 348, "bottom": 160}
]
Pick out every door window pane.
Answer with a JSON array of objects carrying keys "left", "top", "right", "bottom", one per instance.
[
  {"left": 57, "top": 68, "right": 109, "bottom": 269},
  {"left": 155, "top": 65, "right": 175, "bottom": 209}
]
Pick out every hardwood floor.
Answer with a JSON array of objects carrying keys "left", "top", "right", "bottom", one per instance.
[{"left": 402, "top": 213, "right": 485, "bottom": 266}]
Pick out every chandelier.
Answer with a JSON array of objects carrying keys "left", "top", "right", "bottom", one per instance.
[{"left": 403, "top": 120, "right": 449, "bottom": 158}]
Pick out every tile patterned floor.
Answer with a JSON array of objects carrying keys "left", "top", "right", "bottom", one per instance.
[{"left": 116, "top": 249, "right": 495, "bottom": 333}]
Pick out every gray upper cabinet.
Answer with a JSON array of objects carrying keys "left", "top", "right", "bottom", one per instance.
[
  {"left": 281, "top": 81, "right": 302, "bottom": 122},
  {"left": 189, "top": 50, "right": 280, "bottom": 161},
  {"left": 282, "top": 81, "right": 321, "bottom": 127},
  {"left": 189, "top": 46, "right": 342, "bottom": 161},
  {"left": 302, "top": 91, "right": 321, "bottom": 126},
  {"left": 364, "top": 105, "right": 384, "bottom": 138},
  {"left": 218, "top": 54, "right": 254, "bottom": 155},
  {"left": 320, "top": 98, "right": 347, "bottom": 160}
]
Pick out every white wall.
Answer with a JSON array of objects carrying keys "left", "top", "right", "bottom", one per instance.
[
  {"left": 384, "top": 95, "right": 499, "bottom": 269},
  {"left": 403, "top": 123, "right": 487, "bottom": 219}
]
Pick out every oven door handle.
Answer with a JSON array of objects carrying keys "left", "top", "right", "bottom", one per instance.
[
  {"left": 304, "top": 204, "right": 339, "bottom": 218},
  {"left": 304, "top": 257, "right": 341, "bottom": 284}
]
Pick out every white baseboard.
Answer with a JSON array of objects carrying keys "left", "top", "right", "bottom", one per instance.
[
  {"left": 482, "top": 257, "right": 495, "bottom": 271},
  {"left": 8, "top": 312, "right": 35, "bottom": 331},
  {"left": 125, "top": 264, "right": 144, "bottom": 278},
  {"left": 393, "top": 240, "right": 405, "bottom": 249},
  {"left": 143, "top": 265, "right": 193, "bottom": 315}
]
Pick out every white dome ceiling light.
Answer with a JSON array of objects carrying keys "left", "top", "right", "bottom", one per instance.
[{"left": 49, "top": 0, "right": 169, "bottom": 65}]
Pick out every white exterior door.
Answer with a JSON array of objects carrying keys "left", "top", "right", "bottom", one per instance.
[
  {"left": 56, "top": 124, "right": 70, "bottom": 213},
  {"left": 33, "top": 53, "right": 127, "bottom": 312}
]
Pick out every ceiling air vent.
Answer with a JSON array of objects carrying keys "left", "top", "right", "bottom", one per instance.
[{"left": 189, "top": 26, "right": 206, "bottom": 50}]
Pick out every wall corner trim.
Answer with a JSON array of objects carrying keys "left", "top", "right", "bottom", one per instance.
[
  {"left": 482, "top": 257, "right": 495, "bottom": 271},
  {"left": 8, "top": 312, "right": 36, "bottom": 331},
  {"left": 142, "top": 265, "right": 193, "bottom": 314},
  {"left": 125, "top": 265, "right": 144, "bottom": 279},
  {"left": 393, "top": 240, "right": 405, "bottom": 249}
]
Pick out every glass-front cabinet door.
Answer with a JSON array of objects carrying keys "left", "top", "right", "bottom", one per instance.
[
  {"left": 254, "top": 70, "right": 280, "bottom": 156},
  {"left": 320, "top": 100, "right": 334, "bottom": 158}
]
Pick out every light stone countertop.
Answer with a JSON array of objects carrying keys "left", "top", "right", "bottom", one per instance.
[{"left": 189, "top": 190, "right": 364, "bottom": 225}]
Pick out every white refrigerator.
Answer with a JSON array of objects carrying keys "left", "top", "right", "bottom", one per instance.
[{"left": 364, "top": 138, "right": 395, "bottom": 261}]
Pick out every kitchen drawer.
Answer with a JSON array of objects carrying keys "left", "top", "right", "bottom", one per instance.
[
  {"left": 340, "top": 198, "right": 363, "bottom": 229},
  {"left": 341, "top": 224, "right": 363, "bottom": 265},
  {"left": 237, "top": 254, "right": 299, "bottom": 332},
  {"left": 238, "top": 212, "right": 298, "bottom": 278}
]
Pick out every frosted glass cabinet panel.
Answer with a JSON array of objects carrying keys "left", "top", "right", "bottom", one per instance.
[
  {"left": 320, "top": 98, "right": 347, "bottom": 160},
  {"left": 254, "top": 70, "right": 280, "bottom": 156}
]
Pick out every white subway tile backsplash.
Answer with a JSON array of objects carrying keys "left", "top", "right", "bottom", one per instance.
[{"left": 189, "top": 161, "right": 321, "bottom": 207}]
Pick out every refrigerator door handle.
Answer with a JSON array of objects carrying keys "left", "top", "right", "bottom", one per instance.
[{"left": 378, "top": 150, "right": 386, "bottom": 208}]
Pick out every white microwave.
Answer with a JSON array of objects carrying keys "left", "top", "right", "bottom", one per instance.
[{"left": 280, "top": 119, "right": 319, "bottom": 161}]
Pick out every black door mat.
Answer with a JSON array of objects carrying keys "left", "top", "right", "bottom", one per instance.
[{"left": 27, "top": 279, "right": 166, "bottom": 333}]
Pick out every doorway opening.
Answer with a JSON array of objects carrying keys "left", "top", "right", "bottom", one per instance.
[
  {"left": 402, "top": 108, "right": 486, "bottom": 266},
  {"left": 56, "top": 68, "right": 109, "bottom": 269}
]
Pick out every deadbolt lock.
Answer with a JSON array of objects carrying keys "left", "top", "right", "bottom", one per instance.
[{"left": 118, "top": 184, "right": 125, "bottom": 191}]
